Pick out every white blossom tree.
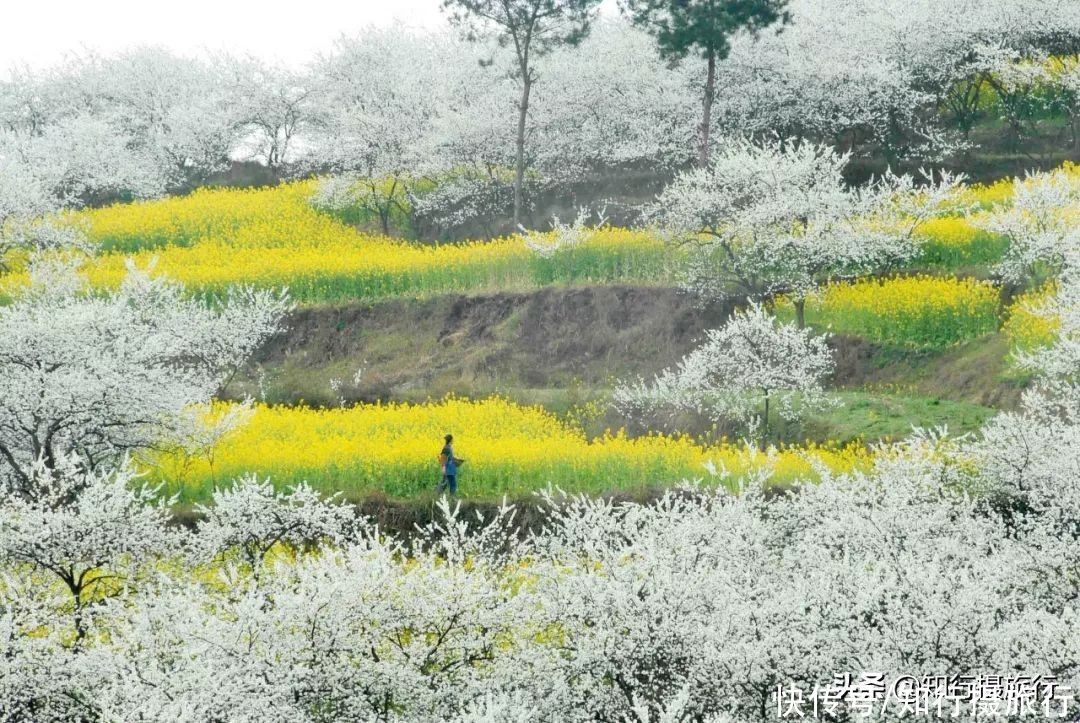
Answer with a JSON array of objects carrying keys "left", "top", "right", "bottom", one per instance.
[
  {"left": 0, "top": 108, "right": 166, "bottom": 272},
  {"left": 0, "top": 572, "right": 87, "bottom": 721},
  {"left": 306, "top": 27, "right": 461, "bottom": 236},
  {"left": 0, "top": 146, "right": 66, "bottom": 271},
  {"left": 526, "top": 20, "right": 698, "bottom": 179},
  {"left": 0, "top": 64, "right": 69, "bottom": 137},
  {"left": 649, "top": 136, "right": 962, "bottom": 326},
  {"left": 614, "top": 304, "right": 835, "bottom": 442},
  {"left": 58, "top": 48, "right": 240, "bottom": 189},
  {"left": 217, "top": 55, "right": 321, "bottom": 172},
  {"left": 78, "top": 499, "right": 536, "bottom": 722},
  {"left": 8, "top": 113, "right": 165, "bottom": 205},
  {"left": 190, "top": 475, "right": 356, "bottom": 584},
  {"left": 708, "top": 0, "right": 1080, "bottom": 160},
  {"left": 0, "top": 262, "right": 290, "bottom": 497},
  {"left": 975, "top": 165, "right": 1080, "bottom": 285},
  {"left": 520, "top": 206, "right": 604, "bottom": 257},
  {"left": 0, "top": 457, "right": 174, "bottom": 644},
  {"left": 441, "top": 0, "right": 604, "bottom": 226}
]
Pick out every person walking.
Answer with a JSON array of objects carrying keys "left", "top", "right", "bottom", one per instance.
[{"left": 436, "top": 433, "right": 464, "bottom": 495}]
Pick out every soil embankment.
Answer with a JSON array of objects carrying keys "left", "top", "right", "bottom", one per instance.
[
  {"left": 226, "top": 285, "right": 740, "bottom": 404},
  {"left": 225, "top": 284, "right": 1023, "bottom": 411}
]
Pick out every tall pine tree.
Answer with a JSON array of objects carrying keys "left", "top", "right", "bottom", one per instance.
[{"left": 619, "top": 0, "right": 790, "bottom": 166}]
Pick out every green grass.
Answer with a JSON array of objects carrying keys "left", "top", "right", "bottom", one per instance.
[
  {"left": 790, "top": 391, "right": 996, "bottom": 446},
  {"left": 917, "top": 229, "right": 1010, "bottom": 269},
  {"left": 839, "top": 333, "right": 1026, "bottom": 407}
]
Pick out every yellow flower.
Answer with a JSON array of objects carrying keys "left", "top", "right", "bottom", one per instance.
[
  {"left": 779, "top": 275, "right": 1000, "bottom": 347},
  {"left": 1003, "top": 282, "right": 1061, "bottom": 352},
  {"left": 16, "top": 182, "right": 667, "bottom": 303},
  {"left": 140, "top": 398, "right": 874, "bottom": 501}
]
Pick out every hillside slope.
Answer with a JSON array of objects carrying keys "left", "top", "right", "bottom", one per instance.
[
  {"left": 224, "top": 285, "right": 1023, "bottom": 444},
  {"left": 227, "top": 286, "right": 736, "bottom": 402}
]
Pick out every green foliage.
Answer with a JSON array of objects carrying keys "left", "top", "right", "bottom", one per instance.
[
  {"left": 441, "top": 0, "right": 603, "bottom": 55},
  {"left": 526, "top": 241, "right": 670, "bottom": 285},
  {"left": 322, "top": 177, "right": 424, "bottom": 236},
  {"left": 619, "top": 0, "right": 791, "bottom": 61},
  {"left": 917, "top": 230, "right": 1010, "bottom": 268}
]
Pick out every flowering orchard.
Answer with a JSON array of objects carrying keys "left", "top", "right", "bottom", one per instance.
[
  {"left": 1, "top": 2, "right": 1080, "bottom": 717},
  {"left": 5, "top": 380, "right": 1080, "bottom": 720}
]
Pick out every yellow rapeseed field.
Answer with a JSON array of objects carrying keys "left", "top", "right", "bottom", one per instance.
[
  {"left": 1003, "top": 282, "right": 1061, "bottom": 352},
  {"left": 951, "top": 178, "right": 1015, "bottom": 209},
  {"left": 141, "top": 398, "right": 875, "bottom": 501},
  {"left": 9, "top": 167, "right": 1049, "bottom": 303},
  {"left": 780, "top": 274, "right": 1001, "bottom": 347},
  {"left": 917, "top": 162, "right": 1080, "bottom": 265},
  {"left": 914, "top": 214, "right": 1008, "bottom": 266},
  {"left": 76, "top": 182, "right": 327, "bottom": 251},
  {"left": 50, "top": 181, "right": 670, "bottom": 302}
]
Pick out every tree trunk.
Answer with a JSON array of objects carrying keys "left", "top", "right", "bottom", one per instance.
[
  {"left": 794, "top": 298, "right": 806, "bottom": 329},
  {"left": 761, "top": 392, "right": 770, "bottom": 450},
  {"left": 73, "top": 603, "right": 87, "bottom": 644},
  {"left": 698, "top": 49, "right": 716, "bottom": 168},
  {"left": 514, "top": 73, "right": 532, "bottom": 227},
  {"left": 379, "top": 206, "right": 391, "bottom": 236}
]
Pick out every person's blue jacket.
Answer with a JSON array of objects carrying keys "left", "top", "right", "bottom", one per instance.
[{"left": 441, "top": 444, "right": 458, "bottom": 475}]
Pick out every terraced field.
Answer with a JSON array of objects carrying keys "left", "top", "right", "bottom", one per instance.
[
  {"left": 3, "top": 171, "right": 1043, "bottom": 305},
  {"left": 4, "top": 166, "right": 1059, "bottom": 503}
]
